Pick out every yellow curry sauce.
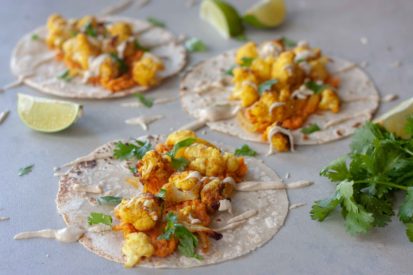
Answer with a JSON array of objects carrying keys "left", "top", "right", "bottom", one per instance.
[
  {"left": 112, "top": 130, "right": 248, "bottom": 267},
  {"left": 230, "top": 39, "right": 341, "bottom": 152},
  {"left": 46, "top": 14, "right": 164, "bottom": 92}
]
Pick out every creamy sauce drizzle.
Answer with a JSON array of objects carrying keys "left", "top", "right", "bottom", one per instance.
[
  {"left": 121, "top": 96, "right": 176, "bottom": 107},
  {"left": 259, "top": 42, "right": 282, "bottom": 58},
  {"left": 335, "top": 63, "right": 357, "bottom": 74},
  {"left": 88, "top": 224, "right": 112, "bottom": 233},
  {"left": 381, "top": 94, "right": 399, "bottom": 102},
  {"left": 83, "top": 54, "right": 109, "bottom": 82},
  {"left": 235, "top": 180, "right": 313, "bottom": 191},
  {"left": 291, "top": 84, "right": 313, "bottom": 99},
  {"left": 227, "top": 209, "right": 258, "bottom": 224},
  {"left": 267, "top": 125, "right": 295, "bottom": 155},
  {"left": 0, "top": 110, "right": 10, "bottom": 125},
  {"left": 183, "top": 171, "right": 202, "bottom": 181},
  {"left": 323, "top": 111, "right": 371, "bottom": 129},
  {"left": 268, "top": 102, "right": 285, "bottom": 113},
  {"left": 214, "top": 220, "right": 246, "bottom": 232},
  {"left": 125, "top": 114, "right": 164, "bottom": 131},
  {"left": 0, "top": 216, "right": 10, "bottom": 221},
  {"left": 193, "top": 79, "right": 227, "bottom": 94},
  {"left": 72, "top": 183, "right": 103, "bottom": 194},
  {"left": 1, "top": 73, "right": 33, "bottom": 92},
  {"left": 218, "top": 199, "right": 232, "bottom": 213},
  {"left": 289, "top": 203, "right": 306, "bottom": 210},
  {"left": 14, "top": 226, "right": 84, "bottom": 243}
]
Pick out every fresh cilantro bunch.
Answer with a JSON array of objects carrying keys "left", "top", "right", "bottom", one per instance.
[
  {"left": 158, "top": 213, "right": 202, "bottom": 259},
  {"left": 311, "top": 122, "right": 413, "bottom": 240}
]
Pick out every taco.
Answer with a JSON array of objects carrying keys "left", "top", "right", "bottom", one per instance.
[
  {"left": 56, "top": 130, "right": 289, "bottom": 268},
  {"left": 11, "top": 14, "right": 186, "bottom": 99},
  {"left": 180, "top": 39, "right": 379, "bottom": 153}
]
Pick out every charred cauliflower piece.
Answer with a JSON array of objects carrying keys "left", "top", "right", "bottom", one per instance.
[
  {"left": 310, "top": 56, "right": 329, "bottom": 81},
  {"left": 251, "top": 57, "right": 274, "bottom": 81},
  {"left": 183, "top": 143, "right": 226, "bottom": 177},
  {"left": 62, "top": 33, "right": 100, "bottom": 70},
  {"left": 137, "top": 150, "right": 173, "bottom": 194},
  {"left": 200, "top": 178, "right": 235, "bottom": 213},
  {"left": 165, "top": 130, "right": 215, "bottom": 156},
  {"left": 46, "top": 14, "right": 72, "bottom": 49},
  {"left": 132, "top": 53, "right": 164, "bottom": 87},
  {"left": 235, "top": 42, "right": 258, "bottom": 65},
  {"left": 319, "top": 89, "right": 340, "bottom": 113},
  {"left": 115, "top": 194, "right": 161, "bottom": 232},
  {"left": 122, "top": 232, "right": 154, "bottom": 268},
  {"left": 108, "top": 21, "right": 133, "bottom": 42},
  {"left": 271, "top": 51, "right": 304, "bottom": 90},
  {"left": 169, "top": 171, "right": 201, "bottom": 191},
  {"left": 99, "top": 56, "right": 119, "bottom": 81}
]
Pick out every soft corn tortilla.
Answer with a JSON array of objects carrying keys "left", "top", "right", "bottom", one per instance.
[
  {"left": 180, "top": 46, "right": 380, "bottom": 145},
  {"left": 11, "top": 16, "right": 186, "bottom": 99},
  {"left": 56, "top": 135, "right": 289, "bottom": 268}
]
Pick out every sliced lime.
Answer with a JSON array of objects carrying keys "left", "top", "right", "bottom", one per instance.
[
  {"left": 17, "top": 93, "right": 82, "bottom": 133},
  {"left": 200, "top": 0, "right": 244, "bottom": 39},
  {"left": 243, "top": 0, "right": 286, "bottom": 29},
  {"left": 374, "top": 97, "right": 413, "bottom": 139}
]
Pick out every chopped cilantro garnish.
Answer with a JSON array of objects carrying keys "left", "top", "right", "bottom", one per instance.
[
  {"left": 18, "top": 164, "right": 34, "bottom": 176},
  {"left": 109, "top": 53, "right": 128, "bottom": 74},
  {"left": 88, "top": 212, "right": 112, "bottom": 225},
  {"left": 258, "top": 79, "right": 278, "bottom": 94},
  {"left": 305, "top": 81, "right": 327, "bottom": 94},
  {"left": 147, "top": 17, "right": 166, "bottom": 28},
  {"left": 84, "top": 22, "right": 97, "bottom": 37},
  {"left": 301, "top": 123, "right": 321, "bottom": 135},
  {"left": 166, "top": 138, "right": 196, "bottom": 171},
  {"left": 240, "top": 57, "right": 254, "bottom": 67},
  {"left": 185, "top": 38, "right": 207, "bottom": 53},
  {"left": 134, "top": 93, "right": 154, "bottom": 108},
  {"left": 57, "top": 70, "right": 72, "bottom": 81},
  {"left": 97, "top": 196, "right": 122, "bottom": 205},
  {"left": 225, "top": 65, "right": 236, "bottom": 76},
  {"left": 155, "top": 189, "right": 167, "bottom": 199},
  {"left": 31, "top": 34, "right": 40, "bottom": 41},
  {"left": 158, "top": 213, "right": 202, "bottom": 260},
  {"left": 282, "top": 37, "right": 297, "bottom": 48},
  {"left": 234, "top": 144, "right": 257, "bottom": 157},
  {"left": 113, "top": 140, "right": 152, "bottom": 160},
  {"left": 311, "top": 122, "right": 413, "bottom": 241}
]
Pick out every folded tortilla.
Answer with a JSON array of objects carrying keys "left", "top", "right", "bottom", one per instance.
[
  {"left": 11, "top": 16, "right": 186, "bottom": 99},
  {"left": 180, "top": 46, "right": 380, "bottom": 145},
  {"left": 56, "top": 135, "right": 289, "bottom": 268}
]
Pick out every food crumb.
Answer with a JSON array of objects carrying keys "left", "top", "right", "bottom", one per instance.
[
  {"left": 284, "top": 172, "right": 291, "bottom": 179},
  {"left": 45, "top": 254, "right": 49, "bottom": 258},
  {"left": 360, "top": 37, "right": 368, "bottom": 45}
]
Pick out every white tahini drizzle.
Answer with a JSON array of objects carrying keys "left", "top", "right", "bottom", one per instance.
[
  {"left": 14, "top": 226, "right": 85, "bottom": 243},
  {"left": 82, "top": 54, "right": 109, "bottom": 83},
  {"left": 291, "top": 84, "right": 314, "bottom": 99},
  {"left": 0, "top": 110, "right": 10, "bottom": 125},
  {"left": 218, "top": 199, "right": 232, "bottom": 213},
  {"left": 259, "top": 41, "right": 282, "bottom": 58},
  {"left": 125, "top": 115, "right": 164, "bottom": 131},
  {"left": 268, "top": 102, "right": 285, "bottom": 113}
]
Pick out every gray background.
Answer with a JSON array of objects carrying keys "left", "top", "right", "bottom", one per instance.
[{"left": 1, "top": 0, "right": 412, "bottom": 274}]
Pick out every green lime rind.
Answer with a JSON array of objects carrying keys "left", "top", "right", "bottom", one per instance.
[{"left": 242, "top": 14, "right": 270, "bottom": 29}]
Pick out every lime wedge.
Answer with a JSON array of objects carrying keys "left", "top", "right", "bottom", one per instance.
[
  {"left": 17, "top": 93, "right": 82, "bottom": 133},
  {"left": 243, "top": 0, "right": 286, "bottom": 29},
  {"left": 200, "top": 0, "right": 244, "bottom": 39},
  {"left": 374, "top": 97, "right": 413, "bottom": 139}
]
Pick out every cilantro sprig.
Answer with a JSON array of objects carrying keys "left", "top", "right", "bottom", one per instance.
[
  {"left": 234, "top": 144, "right": 257, "bottom": 157},
  {"left": 185, "top": 38, "right": 207, "bottom": 53},
  {"left": 113, "top": 140, "right": 152, "bottom": 160},
  {"left": 97, "top": 196, "right": 122, "bottom": 205},
  {"left": 166, "top": 138, "right": 196, "bottom": 171},
  {"left": 310, "top": 122, "right": 413, "bottom": 241},
  {"left": 305, "top": 81, "right": 327, "bottom": 94},
  {"left": 88, "top": 212, "right": 112, "bottom": 225},
  {"left": 83, "top": 22, "right": 97, "bottom": 37},
  {"left": 31, "top": 34, "right": 40, "bottom": 41},
  {"left": 225, "top": 65, "right": 236, "bottom": 76},
  {"left": 240, "top": 57, "right": 254, "bottom": 67},
  {"left": 258, "top": 79, "right": 278, "bottom": 94},
  {"left": 301, "top": 123, "right": 321, "bottom": 135},
  {"left": 18, "top": 164, "right": 34, "bottom": 176},
  {"left": 58, "top": 69, "right": 72, "bottom": 82},
  {"left": 281, "top": 37, "right": 297, "bottom": 48},
  {"left": 134, "top": 93, "right": 154, "bottom": 108},
  {"left": 147, "top": 17, "right": 166, "bottom": 28},
  {"left": 158, "top": 213, "right": 202, "bottom": 260},
  {"left": 110, "top": 53, "right": 128, "bottom": 74},
  {"left": 155, "top": 188, "right": 166, "bottom": 199}
]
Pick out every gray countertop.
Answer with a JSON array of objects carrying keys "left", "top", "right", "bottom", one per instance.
[{"left": 1, "top": 0, "right": 412, "bottom": 274}]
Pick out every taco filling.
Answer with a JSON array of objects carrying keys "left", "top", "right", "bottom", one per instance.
[{"left": 46, "top": 14, "right": 164, "bottom": 92}]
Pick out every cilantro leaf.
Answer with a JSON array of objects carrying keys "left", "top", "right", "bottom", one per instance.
[
  {"left": 344, "top": 209, "right": 374, "bottom": 235},
  {"left": 18, "top": 164, "right": 34, "bottom": 176},
  {"left": 282, "top": 37, "right": 297, "bottom": 48},
  {"left": 185, "top": 38, "right": 207, "bottom": 53},
  {"left": 31, "top": 34, "right": 40, "bottom": 41},
  {"left": 258, "top": 79, "right": 278, "bottom": 94},
  {"left": 399, "top": 187, "right": 413, "bottom": 223},
  {"left": 158, "top": 213, "right": 202, "bottom": 259},
  {"left": 305, "top": 81, "right": 327, "bottom": 94},
  {"left": 84, "top": 22, "right": 97, "bottom": 37},
  {"left": 110, "top": 53, "right": 128, "bottom": 74},
  {"left": 97, "top": 196, "right": 122, "bottom": 205},
  {"left": 134, "top": 93, "right": 154, "bottom": 108},
  {"left": 405, "top": 115, "right": 413, "bottom": 137},
  {"left": 155, "top": 189, "right": 166, "bottom": 199},
  {"left": 58, "top": 69, "right": 72, "bottom": 82},
  {"left": 88, "top": 212, "right": 112, "bottom": 225},
  {"left": 301, "top": 123, "right": 321, "bottom": 134},
  {"left": 405, "top": 223, "right": 413, "bottom": 241},
  {"left": 113, "top": 140, "right": 152, "bottom": 160},
  {"left": 234, "top": 144, "right": 257, "bottom": 157},
  {"left": 310, "top": 196, "right": 340, "bottom": 221},
  {"left": 134, "top": 39, "right": 149, "bottom": 52},
  {"left": 147, "top": 17, "right": 165, "bottom": 28},
  {"left": 320, "top": 156, "right": 350, "bottom": 182},
  {"left": 167, "top": 138, "right": 196, "bottom": 158},
  {"left": 171, "top": 157, "right": 190, "bottom": 171},
  {"left": 225, "top": 65, "right": 236, "bottom": 76},
  {"left": 240, "top": 57, "right": 254, "bottom": 67}
]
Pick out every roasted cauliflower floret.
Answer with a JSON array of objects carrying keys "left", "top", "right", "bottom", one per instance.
[
  {"left": 62, "top": 33, "right": 100, "bottom": 70},
  {"left": 200, "top": 178, "right": 235, "bottom": 213},
  {"left": 108, "top": 21, "right": 133, "bottom": 42},
  {"left": 271, "top": 51, "right": 304, "bottom": 90},
  {"left": 163, "top": 181, "right": 201, "bottom": 203},
  {"left": 99, "top": 56, "right": 119, "bottom": 81},
  {"left": 132, "top": 54, "right": 164, "bottom": 87},
  {"left": 263, "top": 130, "right": 290, "bottom": 152},
  {"left": 310, "top": 56, "right": 329, "bottom": 81},
  {"left": 175, "top": 200, "right": 211, "bottom": 226},
  {"left": 122, "top": 232, "right": 154, "bottom": 268},
  {"left": 239, "top": 82, "right": 259, "bottom": 107},
  {"left": 236, "top": 42, "right": 258, "bottom": 65},
  {"left": 137, "top": 150, "right": 173, "bottom": 194},
  {"left": 46, "top": 14, "right": 71, "bottom": 49},
  {"left": 319, "top": 88, "right": 340, "bottom": 113},
  {"left": 115, "top": 194, "right": 161, "bottom": 232},
  {"left": 230, "top": 67, "right": 259, "bottom": 101},
  {"left": 169, "top": 171, "right": 201, "bottom": 191},
  {"left": 183, "top": 144, "right": 226, "bottom": 177},
  {"left": 165, "top": 130, "right": 215, "bottom": 155},
  {"left": 251, "top": 57, "right": 274, "bottom": 81},
  {"left": 75, "top": 15, "right": 98, "bottom": 31}
]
